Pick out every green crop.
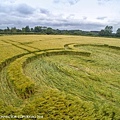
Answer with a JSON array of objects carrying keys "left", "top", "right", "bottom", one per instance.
[{"left": 0, "top": 35, "right": 120, "bottom": 119}]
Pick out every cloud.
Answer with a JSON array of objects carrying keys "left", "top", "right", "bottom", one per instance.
[
  {"left": 40, "top": 8, "right": 50, "bottom": 15},
  {"left": 53, "top": 0, "right": 59, "bottom": 3},
  {"left": 0, "top": 8, "right": 105, "bottom": 31},
  {"left": 0, "top": 2, "right": 35, "bottom": 16},
  {"left": 68, "top": 0, "right": 80, "bottom": 5},
  {"left": 66, "top": 14, "right": 75, "bottom": 19},
  {"left": 16, "top": 4, "right": 35, "bottom": 15},
  {"left": 0, "top": 3, "right": 14, "bottom": 13},
  {"left": 0, "top": 0, "right": 119, "bottom": 32},
  {"left": 48, "top": 20, "right": 105, "bottom": 30},
  {"left": 53, "top": 0, "right": 80, "bottom": 5},
  {"left": 97, "top": 16, "right": 107, "bottom": 20},
  {"left": 83, "top": 16, "right": 87, "bottom": 20},
  {"left": 98, "top": 0, "right": 111, "bottom": 1},
  {"left": 0, "top": 0, "right": 16, "bottom": 3},
  {"left": 97, "top": 0, "right": 111, "bottom": 5}
]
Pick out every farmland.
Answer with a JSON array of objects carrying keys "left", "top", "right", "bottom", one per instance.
[{"left": 0, "top": 35, "right": 120, "bottom": 119}]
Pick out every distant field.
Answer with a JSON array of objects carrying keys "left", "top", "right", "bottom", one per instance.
[{"left": 0, "top": 35, "right": 120, "bottom": 119}]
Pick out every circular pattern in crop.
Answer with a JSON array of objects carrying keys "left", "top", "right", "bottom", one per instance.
[
  {"left": 0, "top": 35, "right": 120, "bottom": 119},
  {"left": 24, "top": 44, "right": 120, "bottom": 109}
]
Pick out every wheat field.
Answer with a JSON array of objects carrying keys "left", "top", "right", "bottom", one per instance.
[{"left": 0, "top": 35, "right": 120, "bottom": 120}]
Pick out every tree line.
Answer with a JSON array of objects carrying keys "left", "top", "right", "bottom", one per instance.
[{"left": 0, "top": 25, "right": 120, "bottom": 37}]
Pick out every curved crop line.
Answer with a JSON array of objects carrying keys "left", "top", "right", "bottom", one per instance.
[
  {"left": 1, "top": 40, "right": 120, "bottom": 118},
  {"left": 64, "top": 43, "right": 76, "bottom": 49},
  {"left": 0, "top": 40, "right": 65, "bottom": 73},
  {"left": 7, "top": 43, "right": 118, "bottom": 99},
  {"left": 6, "top": 49, "right": 91, "bottom": 99},
  {"left": 64, "top": 43, "right": 120, "bottom": 51},
  {"left": 73, "top": 44, "right": 120, "bottom": 50},
  {"left": 0, "top": 53, "right": 29, "bottom": 72},
  {"left": 0, "top": 47, "right": 63, "bottom": 73},
  {"left": 3, "top": 43, "right": 119, "bottom": 100},
  {"left": 7, "top": 53, "right": 36, "bottom": 99}
]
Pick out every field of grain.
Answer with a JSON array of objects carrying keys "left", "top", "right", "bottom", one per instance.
[{"left": 0, "top": 35, "right": 120, "bottom": 120}]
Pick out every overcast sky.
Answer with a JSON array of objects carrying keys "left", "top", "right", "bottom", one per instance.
[{"left": 0, "top": 0, "right": 120, "bottom": 32}]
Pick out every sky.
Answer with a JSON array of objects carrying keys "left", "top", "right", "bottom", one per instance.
[{"left": 0, "top": 0, "right": 120, "bottom": 32}]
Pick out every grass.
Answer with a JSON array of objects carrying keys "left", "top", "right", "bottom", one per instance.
[{"left": 0, "top": 35, "right": 120, "bottom": 119}]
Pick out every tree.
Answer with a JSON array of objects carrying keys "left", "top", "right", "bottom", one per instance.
[
  {"left": 7, "top": 27, "right": 10, "bottom": 31},
  {"left": 11, "top": 27, "right": 17, "bottom": 33},
  {"left": 4, "top": 27, "right": 10, "bottom": 33},
  {"left": 105, "top": 26, "right": 113, "bottom": 33},
  {"left": 25, "top": 26, "right": 30, "bottom": 32},
  {"left": 46, "top": 27, "right": 53, "bottom": 34},
  {"left": 22, "top": 27, "right": 25, "bottom": 33},
  {"left": 31, "top": 28, "right": 34, "bottom": 32},
  {"left": 116, "top": 28, "right": 120, "bottom": 37},
  {"left": 99, "top": 26, "right": 113, "bottom": 36},
  {"left": 99, "top": 30, "right": 105, "bottom": 36},
  {"left": 34, "top": 26, "right": 42, "bottom": 32}
]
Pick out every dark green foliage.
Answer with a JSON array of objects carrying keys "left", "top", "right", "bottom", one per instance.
[
  {"left": 116, "top": 28, "right": 120, "bottom": 37},
  {"left": 1, "top": 25, "right": 120, "bottom": 38},
  {"left": 99, "top": 26, "right": 113, "bottom": 37}
]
